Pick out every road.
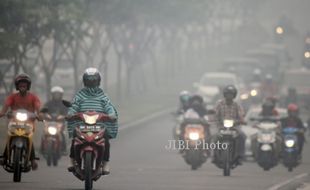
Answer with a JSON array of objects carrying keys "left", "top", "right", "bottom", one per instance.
[{"left": 0, "top": 114, "right": 309, "bottom": 190}]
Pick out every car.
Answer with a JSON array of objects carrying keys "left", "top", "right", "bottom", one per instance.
[
  {"left": 193, "top": 72, "right": 244, "bottom": 106},
  {"left": 241, "top": 106, "right": 287, "bottom": 159},
  {"left": 245, "top": 48, "right": 282, "bottom": 81},
  {"left": 220, "top": 57, "right": 262, "bottom": 82}
]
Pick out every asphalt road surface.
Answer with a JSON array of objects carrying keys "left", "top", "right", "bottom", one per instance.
[{"left": 0, "top": 114, "right": 309, "bottom": 190}]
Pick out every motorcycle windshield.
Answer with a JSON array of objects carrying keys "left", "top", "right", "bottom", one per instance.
[{"left": 282, "top": 127, "right": 298, "bottom": 134}]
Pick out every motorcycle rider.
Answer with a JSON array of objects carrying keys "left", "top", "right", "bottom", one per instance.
[
  {"left": 0, "top": 74, "right": 42, "bottom": 170},
  {"left": 260, "top": 97, "right": 279, "bottom": 117},
  {"left": 41, "top": 86, "right": 68, "bottom": 154},
  {"left": 67, "top": 67, "right": 118, "bottom": 175},
  {"left": 280, "top": 104, "right": 305, "bottom": 159},
  {"left": 284, "top": 87, "right": 298, "bottom": 106},
  {"left": 176, "top": 90, "right": 191, "bottom": 115},
  {"left": 251, "top": 68, "right": 262, "bottom": 83},
  {"left": 260, "top": 74, "right": 278, "bottom": 99},
  {"left": 214, "top": 85, "right": 246, "bottom": 164}
]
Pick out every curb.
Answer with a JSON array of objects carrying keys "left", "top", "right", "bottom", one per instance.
[
  {"left": 119, "top": 107, "right": 175, "bottom": 131},
  {"left": 268, "top": 173, "right": 309, "bottom": 190}
]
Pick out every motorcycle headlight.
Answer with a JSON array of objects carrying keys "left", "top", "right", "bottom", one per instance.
[
  {"left": 16, "top": 112, "right": 28, "bottom": 122},
  {"left": 189, "top": 132, "right": 199, "bottom": 140},
  {"left": 304, "top": 51, "right": 310, "bottom": 59},
  {"left": 48, "top": 126, "right": 57, "bottom": 135},
  {"left": 250, "top": 89, "right": 258, "bottom": 97},
  {"left": 223, "top": 120, "right": 234, "bottom": 128},
  {"left": 83, "top": 114, "right": 99, "bottom": 125},
  {"left": 276, "top": 26, "right": 284, "bottom": 34},
  {"left": 285, "top": 139, "right": 295, "bottom": 148}
]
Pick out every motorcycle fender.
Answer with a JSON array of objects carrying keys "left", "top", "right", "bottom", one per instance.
[
  {"left": 80, "top": 146, "right": 94, "bottom": 159},
  {"left": 11, "top": 137, "right": 26, "bottom": 148}
]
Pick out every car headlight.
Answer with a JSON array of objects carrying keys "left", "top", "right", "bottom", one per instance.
[
  {"left": 189, "top": 132, "right": 199, "bottom": 140},
  {"left": 240, "top": 93, "right": 249, "bottom": 100},
  {"left": 223, "top": 119, "right": 234, "bottom": 128},
  {"left": 285, "top": 139, "right": 295, "bottom": 148},
  {"left": 250, "top": 89, "right": 258, "bottom": 97},
  {"left": 83, "top": 114, "right": 99, "bottom": 125},
  {"left": 304, "top": 51, "right": 310, "bottom": 59},
  {"left": 48, "top": 126, "right": 57, "bottom": 135},
  {"left": 16, "top": 112, "right": 28, "bottom": 122}
]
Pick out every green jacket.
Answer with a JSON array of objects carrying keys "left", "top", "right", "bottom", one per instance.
[{"left": 67, "top": 87, "right": 118, "bottom": 138}]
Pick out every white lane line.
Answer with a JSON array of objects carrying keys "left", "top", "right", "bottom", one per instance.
[
  {"left": 119, "top": 108, "right": 175, "bottom": 131},
  {"left": 268, "top": 173, "right": 309, "bottom": 190}
]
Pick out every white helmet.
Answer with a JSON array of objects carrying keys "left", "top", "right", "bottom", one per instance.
[{"left": 51, "top": 86, "right": 64, "bottom": 94}]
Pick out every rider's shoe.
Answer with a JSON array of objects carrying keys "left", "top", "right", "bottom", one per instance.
[
  {"left": 67, "top": 158, "right": 75, "bottom": 172},
  {"left": 101, "top": 161, "right": 110, "bottom": 175},
  {"left": 31, "top": 160, "right": 38, "bottom": 170}
]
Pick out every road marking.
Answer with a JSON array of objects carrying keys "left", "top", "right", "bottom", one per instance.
[
  {"left": 268, "top": 173, "right": 309, "bottom": 190},
  {"left": 119, "top": 108, "right": 174, "bottom": 131}
]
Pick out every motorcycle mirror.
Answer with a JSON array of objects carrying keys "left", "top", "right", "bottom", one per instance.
[{"left": 62, "top": 100, "right": 72, "bottom": 107}]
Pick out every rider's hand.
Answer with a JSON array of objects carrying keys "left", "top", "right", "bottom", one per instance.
[{"left": 108, "top": 114, "right": 117, "bottom": 121}]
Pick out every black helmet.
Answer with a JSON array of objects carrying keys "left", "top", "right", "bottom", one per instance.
[
  {"left": 262, "top": 98, "right": 274, "bottom": 110},
  {"left": 14, "top": 73, "right": 31, "bottom": 90},
  {"left": 189, "top": 94, "right": 204, "bottom": 106},
  {"left": 223, "top": 85, "right": 237, "bottom": 99},
  {"left": 83, "top": 67, "right": 101, "bottom": 88}
]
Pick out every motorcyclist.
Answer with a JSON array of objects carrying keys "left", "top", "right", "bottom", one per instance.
[
  {"left": 251, "top": 68, "right": 262, "bottom": 83},
  {"left": 280, "top": 104, "right": 305, "bottom": 158},
  {"left": 67, "top": 67, "right": 118, "bottom": 175},
  {"left": 176, "top": 90, "right": 191, "bottom": 115},
  {"left": 260, "top": 97, "right": 279, "bottom": 117},
  {"left": 41, "top": 86, "right": 68, "bottom": 154},
  {"left": 260, "top": 74, "right": 278, "bottom": 99},
  {"left": 285, "top": 87, "right": 298, "bottom": 106},
  {"left": 0, "top": 73, "right": 42, "bottom": 170},
  {"left": 214, "top": 85, "right": 246, "bottom": 164}
]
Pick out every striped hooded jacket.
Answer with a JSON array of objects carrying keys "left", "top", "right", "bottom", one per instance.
[{"left": 67, "top": 87, "right": 118, "bottom": 139}]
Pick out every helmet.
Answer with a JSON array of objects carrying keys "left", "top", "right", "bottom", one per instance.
[
  {"left": 262, "top": 98, "right": 275, "bottom": 110},
  {"left": 223, "top": 85, "right": 237, "bottom": 99},
  {"left": 14, "top": 73, "right": 31, "bottom": 90},
  {"left": 83, "top": 67, "right": 101, "bottom": 88},
  {"left": 265, "top": 74, "right": 273, "bottom": 81},
  {"left": 189, "top": 94, "right": 204, "bottom": 105},
  {"left": 51, "top": 86, "right": 64, "bottom": 94},
  {"left": 253, "top": 68, "right": 261, "bottom": 75},
  {"left": 179, "top": 91, "right": 191, "bottom": 104},
  {"left": 287, "top": 103, "right": 298, "bottom": 113}
]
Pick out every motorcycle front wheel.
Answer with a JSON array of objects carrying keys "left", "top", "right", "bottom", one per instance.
[
  {"left": 223, "top": 148, "right": 231, "bottom": 176},
  {"left": 84, "top": 152, "right": 93, "bottom": 190},
  {"left": 13, "top": 147, "right": 22, "bottom": 182}
]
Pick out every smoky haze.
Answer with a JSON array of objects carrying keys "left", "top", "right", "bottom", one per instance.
[{"left": 1, "top": 1, "right": 310, "bottom": 189}]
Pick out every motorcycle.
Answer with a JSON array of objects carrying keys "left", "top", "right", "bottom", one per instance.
[
  {"left": 281, "top": 127, "right": 302, "bottom": 172},
  {"left": 251, "top": 117, "right": 280, "bottom": 171},
  {"left": 64, "top": 100, "right": 114, "bottom": 190},
  {"left": 213, "top": 119, "right": 240, "bottom": 176},
  {"left": 180, "top": 109, "right": 209, "bottom": 170},
  {"left": 1, "top": 109, "right": 41, "bottom": 182},
  {"left": 41, "top": 113, "right": 65, "bottom": 166}
]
